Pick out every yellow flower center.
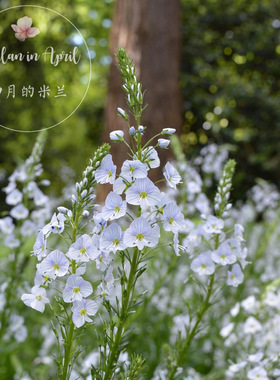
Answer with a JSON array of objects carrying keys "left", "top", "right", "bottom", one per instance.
[
  {"left": 114, "top": 206, "right": 120, "bottom": 213},
  {"left": 41, "top": 245, "right": 45, "bottom": 251},
  {"left": 113, "top": 238, "right": 120, "bottom": 246},
  {"left": 80, "top": 247, "right": 87, "bottom": 255},
  {"left": 130, "top": 166, "right": 135, "bottom": 173},
  {"left": 43, "top": 275, "right": 49, "bottom": 284},
  {"left": 221, "top": 254, "right": 226, "bottom": 259},
  {"left": 136, "top": 233, "right": 145, "bottom": 241},
  {"left": 201, "top": 264, "right": 207, "bottom": 269},
  {"left": 108, "top": 170, "right": 112, "bottom": 177},
  {"left": 73, "top": 287, "right": 81, "bottom": 294},
  {"left": 80, "top": 308, "right": 87, "bottom": 316},
  {"left": 231, "top": 274, "right": 235, "bottom": 280},
  {"left": 53, "top": 263, "right": 60, "bottom": 270},
  {"left": 139, "top": 192, "right": 147, "bottom": 199},
  {"left": 36, "top": 295, "right": 42, "bottom": 301},
  {"left": 169, "top": 217, "right": 174, "bottom": 225}
]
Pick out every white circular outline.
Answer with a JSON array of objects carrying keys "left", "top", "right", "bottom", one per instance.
[{"left": 0, "top": 4, "right": 92, "bottom": 133}]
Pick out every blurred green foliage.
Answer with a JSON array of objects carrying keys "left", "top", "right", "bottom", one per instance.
[
  {"left": 2, "top": 0, "right": 280, "bottom": 204},
  {"left": 181, "top": 0, "right": 280, "bottom": 198},
  {"left": 0, "top": 0, "right": 114, "bottom": 205}
]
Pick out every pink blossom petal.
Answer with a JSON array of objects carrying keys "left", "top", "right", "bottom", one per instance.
[
  {"left": 27, "top": 27, "right": 40, "bottom": 38},
  {"left": 11, "top": 24, "right": 20, "bottom": 32},
  {"left": 15, "top": 32, "right": 26, "bottom": 41},
  {"left": 17, "top": 16, "right": 32, "bottom": 29}
]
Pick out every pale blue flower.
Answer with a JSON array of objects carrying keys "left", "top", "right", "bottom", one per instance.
[
  {"left": 124, "top": 217, "right": 160, "bottom": 250},
  {"left": 95, "top": 251, "right": 112, "bottom": 271},
  {"left": 100, "top": 223, "right": 126, "bottom": 253},
  {"left": 102, "top": 191, "right": 127, "bottom": 221},
  {"left": 227, "top": 264, "right": 244, "bottom": 287},
  {"left": 163, "top": 162, "right": 182, "bottom": 189},
  {"left": 34, "top": 268, "right": 52, "bottom": 286},
  {"left": 191, "top": 252, "right": 215, "bottom": 275},
  {"left": 20, "top": 220, "right": 36, "bottom": 237},
  {"left": 95, "top": 154, "right": 116, "bottom": 184},
  {"left": 39, "top": 250, "right": 69, "bottom": 278},
  {"left": 173, "top": 233, "right": 188, "bottom": 256},
  {"left": 21, "top": 286, "right": 49, "bottom": 313},
  {"left": 234, "top": 224, "right": 245, "bottom": 242},
  {"left": 92, "top": 213, "right": 107, "bottom": 233},
  {"left": 162, "top": 202, "right": 185, "bottom": 233},
  {"left": 138, "top": 146, "right": 160, "bottom": 169},
  {"left": 67, "top": 234, "right": 98, "bottom": 262},
  {"left": 126, "top": 178, "right": 160, "bottom": 208},
  {"left": 63, "top": 274, "right": 93, "bottom": 303},
  {"left": 203, "top": 215, "right": 224, "bottom": 235},
  {"left": 10, "top": 204, "right": 29, "bottom": 220},
  {"left": 6, "top": 189, "right": 23, "bottom": 206},
  {"left": 4, "top": 234, "right": 20, "bottom": 248},
  {"left": 33, "top": 189, "right": 48, "bottom": 206},
  {"left": 3, "top": 180, "right": 16, "bottom": 194},
  {"left": 42, "top": 212, "right": 66, "bottom": 235},
  {"left": 113, "top": 177, "right": 128, "bottom": 194},
  {"left": 71, "top": 299, "right": 98, "bottom": 328},
  {"left": 247, "top": 367, "right": 268, "bottom": 380},
  {"left": 120, "top": 160, "right": 147, "bottom": 180},
  {"left": 98, "top": 265, "right": 115, "bottom": 297},
  {"left": 211, "top": 243, "right": 237, "bottom": 266},
  {"left": 0, "top": 216, "right": 14, "bottom": 234}
]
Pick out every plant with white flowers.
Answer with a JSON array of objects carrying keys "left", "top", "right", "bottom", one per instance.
[
  {"left": 0, "top": 131, "right": 50, "bottom": 344},
  {"left": 165, "top": 159, "right": 249, "bottom": 379},
  {"left": 21, "top": 48, "right": 185, "bottom": 380}
]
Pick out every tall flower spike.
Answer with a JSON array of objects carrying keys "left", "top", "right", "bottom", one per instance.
[
  {"left": 214, "top": 159, "right": 236, "bottom": 219},
  {"left": 116, "top": 48, "right": 146, "bottom": 122},
  {"left": 73, "top": 143, "right": 110, "bottom": 213}
]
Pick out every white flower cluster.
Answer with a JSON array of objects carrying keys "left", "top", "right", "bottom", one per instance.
[
  {"left": 221, "top": 289, "right": 280, "bottom": 379},
  {"left": 249, "top": 179, "right": 280, "bottom": 213},
  {"left": 194, "top": 144, "right": 229, "bottom": 183},
  {"left": 184, "top": 217, "right": 247, "bottom": 286},
  {"left": 21, "top": 136, "right": 185, "bottom": 330},
  {"left": 0, "top": 131, "right": 50, "bottom": 342},
  {"left": 0, "top": 132, "right": 50, "bottom": 243},
  {"left": 180, "top": 160, "right": 248, "bottom": 286}
]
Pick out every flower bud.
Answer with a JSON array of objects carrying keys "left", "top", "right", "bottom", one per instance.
[
  {"left": 129, "top": 126, "right": 136, "bottom": 136},
  {"left": 117, "top": 107, "right": 128, "bottom": 121},
  {"left": 162, "top": 128, "right": 176, "bottom": 135},
  {"left": 109, "top": 130, "right": 124, "bottom": 142},
  {"left": 158, "top": 138, "right": 170, "bottom": 148},
  {"left": 57, "top": 207, "right": 67, "bottom": 214}
]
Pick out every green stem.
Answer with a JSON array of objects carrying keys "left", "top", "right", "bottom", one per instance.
[
  {"left": 103, "top": 248, "right": 140, "bottom": 380},
  {"left": 127, "top": 254, "right": 178, "bottom": 328},
  {"left": 142, "top": 133, "right": 162, "bottom": 150},
  {"left": 0, "top": 248, "right": 20, "bottom": 341},
  {"left": 169, "top": 274, "right": 215, "bottom": 380},
  {"left": 60, "top": 210, "right": 79, "bottom": 379},
  {"left": 61, "top": 320, "right": 75, "bottom": 380}
]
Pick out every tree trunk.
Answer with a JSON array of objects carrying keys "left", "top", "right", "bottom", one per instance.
[{"left": 103, "top": 0, "right": 182, "bottom": 181}]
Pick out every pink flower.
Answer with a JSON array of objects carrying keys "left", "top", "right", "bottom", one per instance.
[{"left": 11, "top": 16, "right": 40, "bottom": 41}]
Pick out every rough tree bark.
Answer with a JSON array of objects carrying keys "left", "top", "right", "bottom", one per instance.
[{"left": 103, "top": 0, "right": 182, "bottom": 181}]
